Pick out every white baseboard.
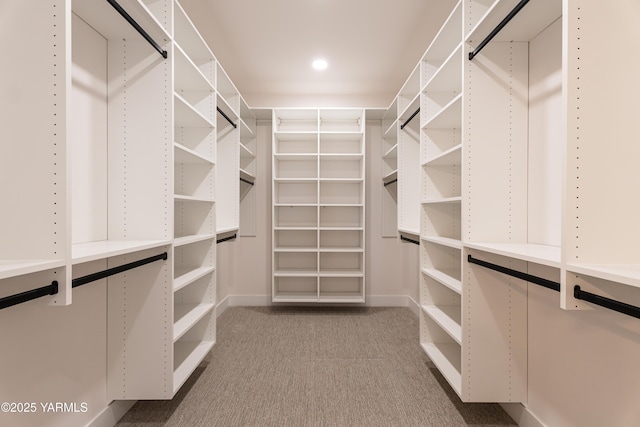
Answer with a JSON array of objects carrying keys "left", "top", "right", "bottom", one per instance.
[
  {"left": 367, "top": 295, "right": 410, "bottom": 307},
  {"left": 406, "top": 296, "right": 420, "bottom": 316},
  {"left": 500, "top": 403, "right": 546, "bottom": 427},
  {"left": 218, "top": 294, "right": 417, "bottom": 310},
  {"left": 215, "top": 295, "right": 230, "bottom": 317},
  {"left": 85, "top": 400, "right": 136, "bottom": 427}
]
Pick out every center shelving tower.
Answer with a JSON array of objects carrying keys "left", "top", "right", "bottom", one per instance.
[{"left": 272, "top": 109, "right": 366, "bottom": 303}]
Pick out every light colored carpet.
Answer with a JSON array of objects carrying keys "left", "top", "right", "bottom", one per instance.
[{"left": 117, "top": 306, "right": 516, "bottom": 426}]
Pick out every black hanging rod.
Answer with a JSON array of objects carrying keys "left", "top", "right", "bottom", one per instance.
[
  {"left": 106, "top": 0, "right": 168, "bottom": 59},
  {"left": 0, "top": 281, "right": 59, "bottom": 311},
  {"left": 467, "top": 254, "right": 560, "bottom": 292},
  {"left": 240, "top": 177, "right": 255, "bottom": 186},
  {"left": 400, "top": 235, "right": 420, "bottom": 245},
  {"left": 574, "top": 286, "right": 640, "bottom": 320},
  {"left": 72, "top": 252, "right": 168, "bottom": 289},
  {"left": 217, "top": 107, "right": 237, "bottom": 129},
  {"left": 384, "top": 178, "right": 398, "bottom": 187},
  {"left": 217, "top": 234, "right": 237, "bottom": 244},
  {"left": 468, "top": 0, "right": 529, "bottom": 60},
  {"left": 400, "top": 108, "right": 420, "bottom": 130}
]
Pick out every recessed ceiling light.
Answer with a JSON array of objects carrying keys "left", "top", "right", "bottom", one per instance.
[{"left": 312, "top": 58, "right": 328, "bottom": 70}]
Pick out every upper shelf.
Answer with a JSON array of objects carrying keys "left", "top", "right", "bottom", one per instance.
[
  {"left": 0, "top": 259, "right": 66, "bottom": 281},
  {"left": 174, "top": 0, "right": 215, "bottom": 66},
  {"left": 466, "top": 0, "right": 562, "bottom": 45},
  {"left": 72, "top": 0, "right": 170, "bottom": 45},
  {"left": 465, "top": 242, "right": 562, "bottom": 268},
  {"left": 566, "top": 264, "right": 640, "bottom": 290},
  {"left": 72, "top": 240, "right": 171, "bottom": 264}
]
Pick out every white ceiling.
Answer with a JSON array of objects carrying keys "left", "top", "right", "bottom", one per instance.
[{"left": 180, "top": 0, "right": 457, "bottom": 109}]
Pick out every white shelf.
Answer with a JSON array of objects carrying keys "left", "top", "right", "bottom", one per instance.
[
  {"left": 173, "top": 340, "right": 215, "bottom": 395},
  {"left": 318, "top": 227, "right": 364, "bottom": 231},
  {"left": 422, "top": 144, "right": 462, "bottom": 167},
  {"left": 565, "top": 264, "right": 640, "bottom": 289},
  {"left": 174, "top": 194, "right": 215, "bottom": 203},
  {"left": 383, "top": 170, "right": 398, "bottom": 185},
  {"left": 174, "top": 266, "right": 215, "bottom": 293},
  {"left": 420, "top": 342, "right": 462, "bottom": 397},
  {"left": 421, "top": 236, "right": 462, "bottom": 250},
  {"left": 240, "top": 169, "right": 256, "bottom": 183},
  {"left": 273, "top": 226, "right": 317, "bottom": 231},
  {"left": 174, "top": 234, "right": 216, "bottom": 247},
  {"left": 398, "top": 227, "right": 420, "bottom": 238},
  {"left": 423, "top": 43, "right": 463, "bottom": 93},
  {"left": 274, "top": 153, "right": 318, "bottom": 160},
  {"left": 174, "top": 143, "right": 214, "bottom": 165},
  {"left": 421, "top": 0, "right": 462, "bottom": 65},
  {"left": 240, "top": 142, "right": 255, "bottom": 158},
  {"left": 319, "top": 294, "right": 365, "bottom": 303},
  {"left": 272, "top": 292, "right": 318, "bottom": 303},
  {"left": 421, "top": 196, "right": 462, "bottom": 205},
  {"left": 273, "top": 247, "right": 318, "bottom": 253},
  {"left": 422, "top": 93, "right": 462, "bottom": 130},
  {"left": 174, "top": 303, "right": 215, "bottom": 342},
  {"left": 421, "top": 267, "right": 462, "bottom": 295},
  {"left": 174, "top": 0, "right": 214, "bottom": 67},
  {"left": 175, "top": 93, "right": 215, "bottom": 128},
  {"left": 466, "top": 0, "right": 562, "bottom": 44},
  {"left": 318, "top": 247, "right": 364, "bottom": 253},
  {"left": 318, "top": 178, "right": 363, "bottom": 183},
  {"left": 464, "top": 242, "right": 561, "bottom": 268},
  {"left": 274, "top": 178, "right": 317, "bottom": 183},
  {"left": 273, "top": 203, "right": 318, "bottom": 207},
  {"left": 383, "top": 144, "right": 398, "bottom": 159},
  {"left": 216, "top": 226, "right": 239, "bottom": 235},
  {"left": 72, "top": 240, "right": 170, "bottom": 264},
  {"left": 274, "top": 269, "right": 318, "bottom": 277},
  {"left": 0, "top": 259, "right": 66, "bottom": 280},
  {"left": 399, "top": 94, "right": 420, "bottom": 124},
  {"left": 319, "top": 269, "right": 364, "bottom": 277},
  {"left": 73, "top": 0, "right": 170, "bottom": 43},
  {"left": 173, "top": 44, "right": 214, "bottom": 93},
  {"left": 421, "top": 304, "right": 462, "bottom": 344}
]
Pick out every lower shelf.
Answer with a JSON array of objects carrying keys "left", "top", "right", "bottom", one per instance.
[
  {"left": 173, "top": 340, "right": 215, "bottom": 395},
  {"left": 174, "top": 303, "right": 215, "bottom": 341},
  {"left": 421, "top": 342, "right": 461, "bottom": 397},
  {"left": 319, "top": 293, "right": 365, "bottom": 303},
  {"left": 272, "top": 291, "right": 318, "bottom": 302}
]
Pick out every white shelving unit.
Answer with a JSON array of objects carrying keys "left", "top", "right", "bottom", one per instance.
[
  {"left": 171, "top": 0, "right": 216, "bottom": 398},
  {"left": 419, "top": 0, "right": 542, "bottom": 402},
  {"left": 215, "top": 65, "right": 247, "bottom": 237},
  {"left": 239, "top": 98, "right": 257, "bottom": 236},
  {"left": 462, "top": 0, "right": 561, "bottom": 402},
  {"left": 272, "top": 109, "right": 366, "bottom": 303},
  {"left": 562, "top": 1, "right": 640, "bottom": 309},
  {"left": 1, "top": 0, "right": 225, "bottom": 400},
  {"left": 419, "top": 0, "right": 466, "bottom": 398},
  {"left": 397, "top": 67, "right": 421, "bottom": 237},
  {"left": 381, "top": 99, "right": 399, "bottom": 237},
  {"left": 0, "top": 2, "right": 70, "bottom": 304}
]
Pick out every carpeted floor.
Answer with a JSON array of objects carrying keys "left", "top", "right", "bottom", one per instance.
[{"left": 117, "top": 306, "right": 517, "bottom": 426}]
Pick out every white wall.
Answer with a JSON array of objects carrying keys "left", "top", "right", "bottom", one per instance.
[
  {"left": 0, "top": 264, "right": 108, "bottom": 427},
  {"left": 523, "top": 264, "right": 640, "bottom": 426}
]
